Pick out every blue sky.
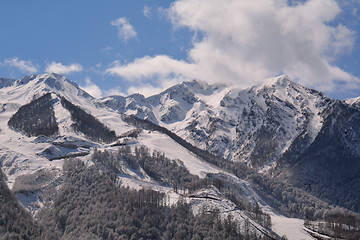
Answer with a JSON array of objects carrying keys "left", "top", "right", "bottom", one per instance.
[{"left": 0, "top": 0, "right": 359, "bottom": 99}]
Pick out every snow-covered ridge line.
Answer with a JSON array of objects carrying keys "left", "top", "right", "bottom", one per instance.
[{"left": 101, "top": 75, "right": 336, "bottom": 172}]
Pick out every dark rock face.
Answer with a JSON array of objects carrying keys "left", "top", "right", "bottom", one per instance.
[{"left": 281, "top": 101, "right": 360, "bottom": 212}]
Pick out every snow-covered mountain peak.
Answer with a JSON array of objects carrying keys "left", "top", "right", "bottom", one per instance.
[
  {"left": 98, "top": 75, "right": 336, "bottom": 169},
  {"left": 147, "top": 79, "right": 227, "bottom": 104},
  {"left": 0, "top": 73, "right": 93, "bottom": 108},
  {"left": 345, "top": 96, "right": 360, "bottom": 105},
  {"left": 345, "top": 96, "right": 360, "bottom": 110},
  {"left": 250, "top": 75, "right": 304, "bottom": 98},
  {"left": 0, "top": 73, "right": 135, "bottom": 187},
  {"left": 34, "top": 73, "right": 67, "bottom": 88},
  {"left": 261, "top": 74, "right": 292, "bottom": 88},
  {"left": 30, "top": 73, "right": 90, "bottom": 97},
  {"left": 13, "top": 73, "right": 66, "bottom": 88},
  {"left": 220, "top": 75, "right": 296, "bottom": 103}
]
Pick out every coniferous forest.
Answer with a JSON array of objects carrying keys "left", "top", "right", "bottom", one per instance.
[
  {"left": 2, "top": 146, "right": 275, "bottom": 239},
  {"left": 0, "top": 168, "right": 57, "bottom": 240},
  {"left": 8, "top": 93, "right": 58, "bottom": 137},
  {"left": 35, "top": 158, "right": 263, "bottom": 240}
]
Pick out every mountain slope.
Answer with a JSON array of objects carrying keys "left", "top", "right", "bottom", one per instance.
[
  {"left": 279, "top": 101, "right": 360, "bottom": 212},
  {"left": 101, "top": 75, "right": 332, "bottom": 170},
  {"left": 0, "top": 168, "right": 58, "bottom": 239}
]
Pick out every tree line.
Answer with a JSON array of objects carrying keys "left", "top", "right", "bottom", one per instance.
[{"left": 8, "top": 93, "right": 58, "bottom": 137}]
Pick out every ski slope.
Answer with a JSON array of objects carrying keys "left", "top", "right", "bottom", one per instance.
[{"left": 136, "top": 130, "right": 221, "bottom": 178}]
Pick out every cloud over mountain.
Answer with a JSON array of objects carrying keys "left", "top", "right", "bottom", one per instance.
[
  {"left": 45, "top": 62, "right": 83, "bottom": 75},
  {"left": 107, "top": 0, "right": 359, "bottom": 94}
]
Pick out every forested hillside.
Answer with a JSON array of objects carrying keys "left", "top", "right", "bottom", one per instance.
[
  {"left": 37, "top": 158, "right": 264, "bottom": 240},
  {"left": 60, "top": 97, "right": 117, "bottom": 143},
  {"left": 8, "top": 93, "right": 58, "bottom": 137},
  {"left": 0, "top": 169, "right": 58, "bottom": 240}
]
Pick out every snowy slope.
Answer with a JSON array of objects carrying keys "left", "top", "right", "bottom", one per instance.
[{"left": 136, "top": 130, "right": 221, "bottom": 177}]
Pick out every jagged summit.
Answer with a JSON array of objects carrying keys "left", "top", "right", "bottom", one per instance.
[
  {"left": 31, "top": 73, "right": 72, "bottom": 89},
  {"left": 261, "top": 74, "right": 292, "bottom": 87},
  {"left": 100, "top": 74, "right": 333, "bottom": 169},
  {"left": 246, "top": 74, "right": 320, "bottom": 98},
  {"left": 0, "top": 73, "right": 93, "bottom": 108},
  {"left": 30, "top": 73, "right": 92, "bottom": 99},
  {"left": 15, "top": 73, "right": 68, "bottom": 87}
]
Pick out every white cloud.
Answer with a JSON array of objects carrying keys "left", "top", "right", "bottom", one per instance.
[
  {"left": 107, "top": 55, "right": 196, "bottom": 81},
  {"left": 127, "top": 84, "right": 163, "bottom": 97},
  {"left": 2, "top": 57, "right": 38, "bottom": 74},
  {"left": 127, "top": 78, "right": 179, "bottom": 97},
  {"left": 107, "top": 56, "right": 191, "bottom": 96},
  {"left": 45, "top": 62, "right": 83, "bottom": 75},
  {"left": 80, "top": 77, "right": 103, "bottom": 99},
  {"left": 103, "top": 87, "right": 126, "bottom": 97},
  {"left": 143, "top": 5, "right": 151, "bottom": 18},
  {"left": 107, "top": 0, "right": 359, "bottom": 93},
  {"left": 110, "top": 17, "right": 137, "bottom": 42}
]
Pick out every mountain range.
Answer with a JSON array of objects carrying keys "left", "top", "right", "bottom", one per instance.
[
  {"left": 100, "top": 74, "right": 360, "bottom": 211},
  {"left": 1, "top": 73, "right": 360, "bottom": 239}
]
